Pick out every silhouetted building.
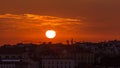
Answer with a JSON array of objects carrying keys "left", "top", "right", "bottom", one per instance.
[{"left": 0, "top": 47, "right": 39, "bottom": 68}]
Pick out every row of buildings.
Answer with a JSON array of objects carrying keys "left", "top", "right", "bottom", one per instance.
[
  {"left": 0, "top": 43, "right": 95, "bottom": 68},
  {"left": 0, "top": 40, "right": 120, "bottom": 68}
]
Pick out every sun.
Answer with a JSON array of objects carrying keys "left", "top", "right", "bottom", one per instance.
[{"left": 45, "top": 30, "right": 56, "bottom": 39}]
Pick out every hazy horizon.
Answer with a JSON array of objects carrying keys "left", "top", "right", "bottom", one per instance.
[{"left": 0, "top": 0, "right": 120, "bottom": 45}]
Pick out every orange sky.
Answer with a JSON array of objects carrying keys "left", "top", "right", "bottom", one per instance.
[{"left": 0, "top": 0, "right": 120, "bottom": 45}]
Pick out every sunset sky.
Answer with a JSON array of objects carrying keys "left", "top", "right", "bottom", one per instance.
[{"left": 0, "top": 0, "right": 120, "bottom": 45}]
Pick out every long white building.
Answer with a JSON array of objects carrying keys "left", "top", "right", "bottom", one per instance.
[{"left": 42, "top": 59, "right": 75, "bottom": 68}]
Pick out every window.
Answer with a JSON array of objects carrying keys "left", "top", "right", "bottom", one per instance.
[
  {"left": 5, "top": 56, "right": 9, "bottom": 59},
  {"left": 12, "top": 56, "right": 15, "bottom": 59},
  {"left": 18, "top": 56, "right": 22, "bottom": 59}
]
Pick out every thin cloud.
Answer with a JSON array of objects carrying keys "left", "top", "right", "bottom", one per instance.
[{"left": 0, "top": 13, "right": 82, "bottom": 32}]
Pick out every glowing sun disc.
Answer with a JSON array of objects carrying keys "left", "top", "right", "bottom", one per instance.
[{"left": 45, "top": 30, "right": 56, "bottom": 39}]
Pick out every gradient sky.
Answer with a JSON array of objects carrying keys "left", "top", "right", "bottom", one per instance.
[{"left": 0, "top": 0, "right": 120, "bottom": 45}]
